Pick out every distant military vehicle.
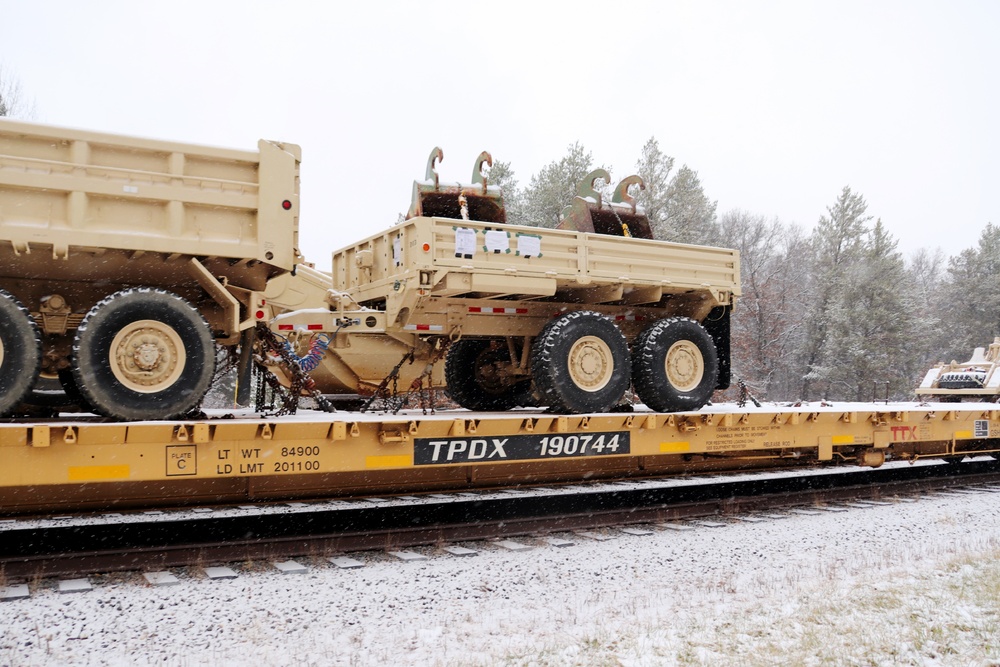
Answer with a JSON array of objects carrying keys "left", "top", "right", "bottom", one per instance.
[{"left": 916, "top": 338, "right": 1000, "bottom": 402}]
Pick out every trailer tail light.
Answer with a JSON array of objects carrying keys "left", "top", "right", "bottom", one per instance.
[{"left": 282, "top": 200, "right": 292, "bottom": 210}]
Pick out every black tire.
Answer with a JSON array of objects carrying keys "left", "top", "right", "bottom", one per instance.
[
  {"left": 15, "top": 373, "right": 94, "bottom": 417},
  {"left": 445, "top": 339, "right": 532, "bottom": 411},
  {"left": 0, "top": 290, "right": 42, "bottom": 416},
  {"left": 632, "top": 317, "right": 719, "bottom": 413},
  {"left": 72, "top": 288, "right": 216, "bottom": 420},
  {"left": 530, "top": 311, "right": 630, "bottom": 413},
  {"left": 57, "top": 368, "right": 90, "bottom": 409},
  {"left": 21, "top": 374, "right": 77, "bottom": 409}
]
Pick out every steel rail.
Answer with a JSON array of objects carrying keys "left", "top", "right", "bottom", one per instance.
[{"left": 2, "top": 460, "right": 999, "bottom": 579}]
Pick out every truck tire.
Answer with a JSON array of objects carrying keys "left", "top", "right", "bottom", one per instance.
[
  {"left": 632, "top": 317, "right": 718, "bottom": 413},
  {"left": 445, "top": 339, "right": 532, "bottom": 410},
  {"left": 531, "top": 311, "right": 630, "bottom": 413},
  {"left": 72, "top": 288, "right": 216, "bottom": 420},
  {"left": 0, "top": 290, "right": 42, "bottom": 416},
  {"left": 21, "top": 373, "right": 83, "bottom": 410}
]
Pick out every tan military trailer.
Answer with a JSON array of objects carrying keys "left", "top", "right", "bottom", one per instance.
[
  {"left": 0, "top": 119, "right": 301, "bottom": 420},
  {"left": 916, "top": 337, "right": 1000, "bottom": 402},
  {"left": 266, "top": 149, "right": 741, "bottom": 414}
]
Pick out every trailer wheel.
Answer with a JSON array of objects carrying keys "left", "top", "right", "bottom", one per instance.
[
  {"left": 445, "top": 339, "right": 532, "bottom": 410},
  {"left": 0, "top": 290, "right": 42, "bottom": 416},
  {"left": 632, "top": 317, "right": 718, "bottom": 413},
  {"left": 531, "top": 311, "right": 630, "bottom": 413},
  {"left": 72, "top": 288, "right": 216, "bottom": 420}
]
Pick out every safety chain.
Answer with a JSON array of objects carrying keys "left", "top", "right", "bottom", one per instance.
[
  {"left": 359, "top": 350, "right": 415, "bottom": 414},
  {"left": 737, "top": 378, "right": 762, "bottom": 409},
  {"left": 607, "top": 199, "right": 632, "bottom": 237},
  {"left": 253, "top": 361, "right": 288, "bottom": 414},
  {"left": 360, "top": 337, "right": 453, "bottom": 415},
  {"left": 188, "top": 344, "right": 243, "bottom": 415},
  {"left": 408, "top": 338, "right": 451, "bottom": 415},
  {"left": 211, "top": 344, "right": 241, "bottom": 387},
  {"left": 252, "top": 323, "right": 335, "bottom": 416}
]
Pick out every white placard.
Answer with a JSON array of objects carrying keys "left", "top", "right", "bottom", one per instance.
[
  {"left": 518, "top": 234, "right": 541, "bottom": 258},
  {"left": 454, "top": 228, "right": 476, "bottom": 257},
  {"left": 393, "top": 235, "right": 403, "bottom": 266},
  {"left": 484, "top": 230, "right": 510, "bottom": 254}
]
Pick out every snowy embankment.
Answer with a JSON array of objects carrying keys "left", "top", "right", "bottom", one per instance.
[{"left": 3, "top": 487, "right": 1000, "bottom": 666}]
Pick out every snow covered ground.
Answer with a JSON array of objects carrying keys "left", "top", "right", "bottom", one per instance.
[{"left": 3, "top": 486, "right": 1000, "bottom": 666}]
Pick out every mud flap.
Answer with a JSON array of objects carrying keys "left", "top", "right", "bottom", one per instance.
[
  {"left": 236, "top": 326, "right": 256, "bottom": 406},
  {"left": 703, "top": 306, "right": 731, "bottom": 390}
]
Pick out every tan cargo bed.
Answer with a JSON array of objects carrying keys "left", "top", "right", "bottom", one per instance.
[{"left": 332, "top": 216, "right": 740, "bottom": 326}]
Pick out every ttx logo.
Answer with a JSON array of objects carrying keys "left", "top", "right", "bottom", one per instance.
[{"left": 890, "top": 426, "right": 918, "bottom": 441}]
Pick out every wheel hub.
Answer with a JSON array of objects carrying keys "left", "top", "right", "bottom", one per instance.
[
  {"left": 474, "top": 349, "right": 519, "bottom": 394},
  {"left": 110, "top": 320, "right": 186, "bottom": 393},
  {"left": 664, "top": 340, "right": 704, "bottom": 392},
  {"left": 567, "top": 336, "right": 614, "bottom": 392},
  {"left": 133, "top": 342, "right": 163, "bottom": 371}
]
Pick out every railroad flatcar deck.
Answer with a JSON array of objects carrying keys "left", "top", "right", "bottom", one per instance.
[{"left": 1, "top": 402, "right": 998, "bottom": 514}]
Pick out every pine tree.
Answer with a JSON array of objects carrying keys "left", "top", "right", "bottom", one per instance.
[
  {"left": 664, "top": 165, "right": 718, "bottom": 245},
  {"left": 823, "top": 220, "right": 916, "bottom": 400},
  {"left": 938, "top": 223, "right": 1000, "bottom": 359},
  {"left": 799, "top": 186, "right": 872, "bottom": 400},
  {"left": 633, "top": 137, "right": 674, "bottom": 239},
  {"left": 521, "top": 142, "right": 599, "bottom": 228},
  {"left": 485, "top": 160, "right": 526, "bottom": 224},
  {"left": 905, "top": 248, "right": 949, "bottom": 381}
]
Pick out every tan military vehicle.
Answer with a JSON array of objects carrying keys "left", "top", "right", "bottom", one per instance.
[
  {"left": 916, "top": 337, "right": 1000, "bottom": 402},
  {"left": 0, "top": 118, "right": 740, "bottom": 420},
  {"left": 266, "top": 149, "right": 741, "bottom": 414},
  {"left": 0, "top": 119, "right": 301, "bottom": 419}
]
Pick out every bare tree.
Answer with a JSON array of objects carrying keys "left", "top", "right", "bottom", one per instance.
[
  {"left": 0, "top": 65, "right": 37, "bottom": 119},
  {"left": 719, "top": 210, "right": 809, "bottom": 399}
]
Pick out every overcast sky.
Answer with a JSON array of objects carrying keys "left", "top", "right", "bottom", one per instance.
[{"left": 2, "top": 1, "right": 997, "bottom": 264}]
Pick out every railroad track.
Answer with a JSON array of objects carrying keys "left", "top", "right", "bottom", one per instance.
[{"left": 3, "top": 459, "right": 1000, "bottom": 580}]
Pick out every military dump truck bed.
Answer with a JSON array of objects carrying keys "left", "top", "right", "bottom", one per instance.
[
  {"left": 0, "top": 119, "right": 300, "bottom": 275},
  {"left": 0, "top": 119, "right": 301, "bottom": 421}
]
